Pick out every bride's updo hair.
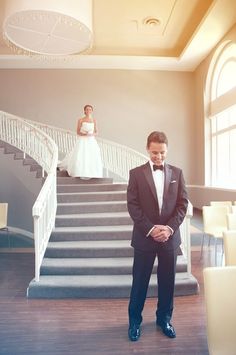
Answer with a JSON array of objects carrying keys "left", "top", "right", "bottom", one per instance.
[{"left": 84, "top": 104, "right": 93, "bottom": 112}]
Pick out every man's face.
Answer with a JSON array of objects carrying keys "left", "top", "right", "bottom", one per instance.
[{"left": 147, "top": 142, "right": 168, "bottom": 166}]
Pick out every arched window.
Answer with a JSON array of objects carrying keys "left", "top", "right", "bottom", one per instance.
[{"left": 206, "top": 42, "right": 236, "bottom": 188}]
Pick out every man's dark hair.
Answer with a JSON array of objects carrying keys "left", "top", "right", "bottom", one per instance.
[{"left": 147, "top": 131, "right": 168, "bottom": 148}]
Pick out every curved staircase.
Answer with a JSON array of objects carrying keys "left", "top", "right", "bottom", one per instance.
[{"left": 27, "top": 171, "right": 199, "bottom": 298}]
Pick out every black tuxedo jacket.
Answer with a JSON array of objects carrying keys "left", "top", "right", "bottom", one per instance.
[{"left": 127, "top": 162, "right": 188, "bottom": 252}]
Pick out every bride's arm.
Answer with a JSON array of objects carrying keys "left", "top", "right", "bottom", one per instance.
[{"left": 93, "top": 119, "right": 98, "bottom": 136}]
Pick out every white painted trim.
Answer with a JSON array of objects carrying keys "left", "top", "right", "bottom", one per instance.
[
  {"left": 210, "top": 87, "right": 236, "bottom": 117},
  {"left": 0, "top": 248, "right": 34, "bottom": 253},
  {"left": 0, "top": 54, "right": 194, "bottom": 71},
  {"left": 187, "top": 184, "right": 236, "bottom": 192}
]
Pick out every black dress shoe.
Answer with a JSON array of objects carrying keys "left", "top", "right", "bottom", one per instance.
[
  {"left": 128, "top": 324, "right": 141, "bottom": 341},
  {"left": 156, "top": 321, "right": 176, "bottom": 338}
]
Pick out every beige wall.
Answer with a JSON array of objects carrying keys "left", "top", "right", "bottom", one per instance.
[{"left": 0, "top": 69, "right": 196, "bottom": 183}]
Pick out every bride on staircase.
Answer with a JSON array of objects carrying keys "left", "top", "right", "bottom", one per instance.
[{"left": 58, "top": 104, "right": 103, "bottom": 178}]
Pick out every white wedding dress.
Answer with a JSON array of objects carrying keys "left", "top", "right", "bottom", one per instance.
[{"left": 58, "top": 121, "right": 103, "bottom": 178}]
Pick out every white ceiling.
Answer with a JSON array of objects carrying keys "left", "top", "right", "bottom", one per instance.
[{"left": 0, "top": 0, "right": 236, "bottom": 71}]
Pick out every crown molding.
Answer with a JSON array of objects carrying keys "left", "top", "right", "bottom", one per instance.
[{"left": 0, "top": 54, "right": 196, "bottom": 71}]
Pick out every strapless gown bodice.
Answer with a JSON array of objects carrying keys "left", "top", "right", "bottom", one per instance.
[{"left": 80, "top": 121, "right": 94, "bottom": 134}]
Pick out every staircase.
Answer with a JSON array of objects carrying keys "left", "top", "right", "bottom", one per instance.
[
  {"left": 0, "top": 140, "right": 43, "bottom": 178},
  {"left": 27, "top": 172, "right": 199, "bottom": 298}
]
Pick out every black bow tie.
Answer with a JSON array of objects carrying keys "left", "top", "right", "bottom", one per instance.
[{"left": 153, "top": 164, "right": 164, "bottom": 171}]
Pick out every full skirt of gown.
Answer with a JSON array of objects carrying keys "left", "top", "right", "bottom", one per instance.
[{"left": 58, "top": 135, "right": 103, "bottom": 178}]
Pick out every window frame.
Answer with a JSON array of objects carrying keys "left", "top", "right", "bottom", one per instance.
[{"left": 205, "top": 41, "right": 236, "bottom": 188}]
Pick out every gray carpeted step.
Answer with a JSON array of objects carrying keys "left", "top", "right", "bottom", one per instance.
[
  {"left": 57, "top": 201, "right": 128, "bottom": 214},
  {"left": 45, "top": 240, "right": 133, "bottom": 258},
  {"left": 41, "top": 257, "right": 135, "bottom": 275},
  {"left": 57, "top": 183, "right": 127, "bottom": 193},
  {"left": 57, "top": 170, "right": 114, "bottom": 181},
  {"left": 27, "top": 272, "right": 199, "bottom": 299},
  {"left": 55, "top": 212, "right": 132, "bottom": 227},
  {"left": 57, "top": 191, "right": 127, "bottom": 203},
  {"left": 50, "top": 225, "right": 133, "bottom": 241},
  {"left": 40, "top": 255, "right": 187, "bottom": 275},
  {"left": 23, "top": 158, "right": 38, "bottom": 166},
  {"left": 14, "top": 152, "right": 25, "bottom": 160},
  {"left": 29, "top": 164, "right": 41, "bottom": 171},
  {"left": 3, "top": 143, "right": 22, "bottom": 154},
  {"left": 56, "top": 176, "right": 113, "bottom": 184}
]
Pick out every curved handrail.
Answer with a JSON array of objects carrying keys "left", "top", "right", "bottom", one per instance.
[
  {"left": 25, "top": 119, "right": 148, "bottom": 180},
  {"left": 0, "top": 110, "right": 58, "bottom": 281}
]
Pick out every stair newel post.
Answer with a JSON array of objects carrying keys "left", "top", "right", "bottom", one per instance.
[
  {"left": 33, "top": 213, "right": 40, "bottom": 282},
  {"left": 180, "top": 202, "right": 193, "bottom": 276},
  {"left": 104, "top": 167, "right": 109, "bottom": 177},
  {"left": 186, "top": 202, "right": 193, "bottom": 275}
]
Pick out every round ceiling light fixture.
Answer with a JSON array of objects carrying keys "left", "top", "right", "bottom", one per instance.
[{"left": 3, "top": 0, "right": 93, "bottom": 56}]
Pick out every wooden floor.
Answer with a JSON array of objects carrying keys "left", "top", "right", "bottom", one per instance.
[{"left": 0, "top": 246, "right": 218, "bottom": 355}]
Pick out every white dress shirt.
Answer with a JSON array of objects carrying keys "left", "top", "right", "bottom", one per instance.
[{"left": 150, "top": 161, "right": 164, "bottom": 213}]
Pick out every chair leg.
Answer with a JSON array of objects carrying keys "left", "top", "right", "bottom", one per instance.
[
  {"left": 215, "top": 238, "right": 217, "bottom": 265},
  {"left": 208, "top": 235, "right": 211, "bottom": 247},
  {"left": 7, "top": 228, "right": 10, "bottom": 248},
  {"left": 221, "top": 238, "right": 224, "bottom": 266},
  {"left": 200, "top": 233, "right": 205, "bottom": 259}
]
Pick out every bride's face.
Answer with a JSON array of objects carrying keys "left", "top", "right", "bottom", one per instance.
[{"left": 84, "top": 106, "right": 93, "bottom": 116}]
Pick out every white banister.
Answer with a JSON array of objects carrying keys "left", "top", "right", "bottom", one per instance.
[
  {"left": 24, "top": 118, "right": 193, "bottom": 274},
  {"left": 24, "top": 119, "right": 148, "bottom": 176},
  {"left": 0, "top": 111, "right": 58, "bottom": 281}
]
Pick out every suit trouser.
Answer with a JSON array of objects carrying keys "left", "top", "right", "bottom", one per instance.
[{"left": 128, "top": 247, "right": 178, "bottom": 326}]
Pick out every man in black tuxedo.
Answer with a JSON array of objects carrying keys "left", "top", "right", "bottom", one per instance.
[{"left": 127, "top": 131, "right": 188, "bottom": 341}]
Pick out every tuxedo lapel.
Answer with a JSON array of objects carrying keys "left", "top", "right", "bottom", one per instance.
[{"left": 143, "top": 162, "right": 158, "bottom": 202}]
